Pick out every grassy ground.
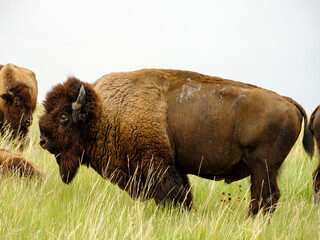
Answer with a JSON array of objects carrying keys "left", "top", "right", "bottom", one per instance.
[{"left": 0, "top": 107, "right": 319, "bottom": 239}]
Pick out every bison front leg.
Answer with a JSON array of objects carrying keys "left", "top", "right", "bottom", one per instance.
[
  {"left": 141, "top": 156, "right": 193, "bottom": 210},
  {"left": 17, "top": 129, "right": 29, "bottom": 151},
  {"left": 249, "top": 161, "right": 280, "bottom": 216},
  {"left": 154, "top": 166, "right": 193, "bottom": 209}
]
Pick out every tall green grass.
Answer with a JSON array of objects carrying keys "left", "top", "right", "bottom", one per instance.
[{"left": 0, "top": 106, "right": 319, "bottom": 239}]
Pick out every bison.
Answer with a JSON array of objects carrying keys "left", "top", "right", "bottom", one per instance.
[
  {"left": 308, "top": 105, "right": 320, "bottom": 204},
  {"left": 0, "top": 149, "right": 46, "bottom": 179},
  {"left": 39, "top": 69, "right": 313, "bottom": 215},
  {"left": 0, "top": 64, "right": 38, "bottom": 142}
]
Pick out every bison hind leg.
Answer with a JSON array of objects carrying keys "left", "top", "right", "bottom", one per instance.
[
  {"left": 312, "top": 166, "right": 320, "bottom": 205},
  {"left": 153, "top": 166, "right": 193, "bottom": 210}
]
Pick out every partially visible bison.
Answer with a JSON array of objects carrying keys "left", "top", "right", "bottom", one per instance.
[
  {"left": 308, "top": 105, "right": 320, "bottom": 204},
  {"left": 39, "top": 69, "right": 313, "bottom": 216},
  {"left": 0, "top": 149, "right": 46, "bottom": 179},
  {"left": 0, "top": 63, "right": 38, "bottom": 141}
]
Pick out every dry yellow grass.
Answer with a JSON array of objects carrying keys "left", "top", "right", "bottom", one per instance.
[{"left": 0, "top": 106, "right": 319, "bottom": 239}]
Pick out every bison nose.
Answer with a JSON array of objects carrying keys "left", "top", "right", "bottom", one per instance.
[
  {"left": 25, "top": 117, "right": 33, "bottom": 126},
  {"left": 25, "top": 119, "right": 31, "bottom": 126},
  {"left": 39, "top": 137, "right": 47, "bottom": 149}
]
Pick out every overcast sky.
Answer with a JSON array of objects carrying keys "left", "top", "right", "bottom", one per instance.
[{"left": 1, "top": 0, "right": 319, "bottom": 112}]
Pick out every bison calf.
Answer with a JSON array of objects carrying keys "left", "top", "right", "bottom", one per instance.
[
  {"left": 39, "top": 69, "right": 313, "bottom": 216},
  {"left": 0, "top": 149, "right": 46, "bottom": 179}
]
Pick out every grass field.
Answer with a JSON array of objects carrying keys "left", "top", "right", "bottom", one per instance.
[{"left": 0, "top": 107, "right": 319, "bottom": 239}]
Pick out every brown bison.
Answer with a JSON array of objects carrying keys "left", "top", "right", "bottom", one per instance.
[
  {"left": 0, "top": 63, "right": 38, "bottom": 140},
  {"left": 308, "top": 105, "right": 320, "bottom": 204},
  {"left": 0, "top": 149, "right": 46, "bottom": 179},
  {"left": 39, "top": 69, "right": 313, "bottom": 215}
]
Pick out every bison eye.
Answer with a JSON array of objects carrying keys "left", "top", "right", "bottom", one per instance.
[
  {"left": 14, "top": 100, "right": 20, "bottom": 106},
  {"left": 60, "top": 114, "right": 69, "bottom": 124}
]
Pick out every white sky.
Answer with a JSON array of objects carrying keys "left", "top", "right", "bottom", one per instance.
[{"left": 1, "top": 0, "right": 319, "bottom": 112}]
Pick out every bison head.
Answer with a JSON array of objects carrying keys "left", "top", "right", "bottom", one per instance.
[
  {"left": 1, "top": 82, "right": 34, "bottom": 136},
  {"left": 39, "top": 77, "right": 99, "bottom": 184}
]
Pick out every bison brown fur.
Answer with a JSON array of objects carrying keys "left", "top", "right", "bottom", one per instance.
[
  {"left": 0, "top": 149, "right": 46, "bottom": 179},
  {"left": 0, "top": 64, "right": 38, "bottom": 141},
  {"left": 39, "top": 69, "right": 313, "bottom": 215},
  {"left": 308, "top": 105, "right": 320, "bottom": 204}
]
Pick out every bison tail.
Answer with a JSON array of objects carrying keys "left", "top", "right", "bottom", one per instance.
[
  {"left": 303, "top": 122, "right": 315, "bottom": 158},
  {"left": 283, "top": 96, "right": 314, "bottom": 158},
  {"left": 304, "top": 106, "right": 320, "bottom": 158}
]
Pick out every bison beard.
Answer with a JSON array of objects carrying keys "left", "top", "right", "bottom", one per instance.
[{"left": 58, "top": 151, "right": 82, "bottom": 184}]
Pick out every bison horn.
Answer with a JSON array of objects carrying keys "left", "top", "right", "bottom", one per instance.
[
  {"left": 72, "top": 85, "right": 86, "bottom": 111},
  {"left": 6, "top": 87, "right": 14, "bottom": 97}
]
